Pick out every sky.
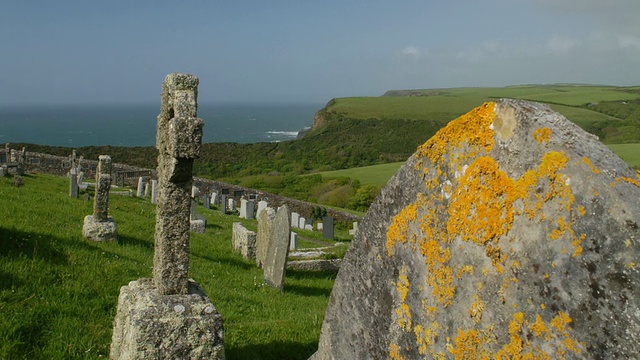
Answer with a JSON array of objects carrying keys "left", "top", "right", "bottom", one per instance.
[{"left": 1, "top": 0, "right": 639, "bottom": 105}]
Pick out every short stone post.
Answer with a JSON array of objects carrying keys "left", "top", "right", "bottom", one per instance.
[
  {"left": 82, "top": 155, "right": 117, "bottom": 241},
  {"left": 110, "top": 73, "right": 224, "bottom": 359}
]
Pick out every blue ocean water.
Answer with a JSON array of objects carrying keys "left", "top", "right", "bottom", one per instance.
[{"left": 0, "top": 102, "right": 323, "bottom": 147}]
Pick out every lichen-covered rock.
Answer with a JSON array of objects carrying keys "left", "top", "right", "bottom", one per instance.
[
  {"left": 313, "top": 99, "right": 640, "bottom": 359},
  {"left": 110, "top": 278, "right": 225, "bottom": 359},
  {"left": 232, "top": 222, "right": 257, "bottom": 260}
]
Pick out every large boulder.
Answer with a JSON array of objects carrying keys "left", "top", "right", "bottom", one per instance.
[{"left": 313, "top": 99, "right": 640, "bottom": 359}]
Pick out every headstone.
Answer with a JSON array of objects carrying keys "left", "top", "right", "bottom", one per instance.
[
  {"left": 256, "top": 207, "right": 276, "bottom": 268},
  {"left": 263, "top": 205, "right": 291, "bottom": 290},
  {"left": 69, "top": 168, "right": 79, "bottom": 199},
  {"left": 191, "top": 185, "right": 200, "bottom": 200},
  {"left": 289, "top": 232, "right": 298, "bottom": 251},
  {"left": 322, "top": 216, "right": 334, "bottom": 240},
  {"left": 84, "top": 193, "right": 91, "bottom": 202},
  {"left": 151, "top": 179, "right": 158, "bottom": 204},
  {"left": 257, "top": 200, "right": 268, "bottom": 217},
  {"left": 203, "top": 194, "right": 210, "bottom": 209},
  {"left": 82, "top": 155, "right": 117, "bottom": 241},
  {"left": 348, "top": 221, "right": 359, "bottom": 236},
  {"left": 190, "top": 199, "right": 205, "bottom": 233},
  {"left": 220, "top": 194, "right": 228, "bottom": 214},
  {"left": 144, "top": 182, "right": 150, "bottom": 197},
  {"left": 245, "top": 200, "right": 255, "bottom": 220},
  {"left": 317, "top": 223, "right": 323, "bottom": 230},
  {"left": 313, "top": 100, "right": 640, "bottom": 359},
  {"left": 239, "top": 198, "right": 249, "bottom": 219},
  {"left": 232, "top": 222, "right": 257, "bottom": 260},
  {"left": 298, "top": 217, "right": 306, "bottom": 230},
  {"left": 211, "top": 192, "right": 218, "bottom": 206},
  {"left": 77, "top": 171, "right": 85, "bottom": 185},
  {"left": 111, "top": 73, "right": 224, "bottom": 359},
  {"left": 136, "top": 177, "right": 144, "bottom": 198},
  {"left": 228, "top": 198, "right": 234, "bottom": 212},
  {"left": 291, "top": 212, "right": 300, "bottom": 228}
]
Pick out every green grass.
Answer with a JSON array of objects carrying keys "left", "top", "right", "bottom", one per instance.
[
  {"left": 0, "top": 173, "right": 337, "bottom": 359},
  {"left": 606, "top": 144, "right": 640, "bottom": 169},
  {"left": 319, "top": 162, "right": 405, "bottom": 187}
]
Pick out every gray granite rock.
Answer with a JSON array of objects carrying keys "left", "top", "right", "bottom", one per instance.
[{"left": 313, "top": 99, "right": 640, "bottom": 359}]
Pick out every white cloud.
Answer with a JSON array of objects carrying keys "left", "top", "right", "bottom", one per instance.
[
  {"left": 400, "top": 46, "right": 421, "bottom": 58},
  {"left": 547, "top": 35, "right": 579, "bottom": 53}
]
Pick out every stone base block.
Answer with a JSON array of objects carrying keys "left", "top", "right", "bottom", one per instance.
[
  {"left": 82, "top": 215, "right": 118, "bottom": 241},
  {"left": 110, "top": 278, "right": 225, "bottom": 360},
  {"left": 190, "top": 219, "right": 206, "bottom": 234}
]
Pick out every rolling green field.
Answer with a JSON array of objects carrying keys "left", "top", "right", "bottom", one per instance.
[{"left": 0, "top": 173, "right": 342, "bottom": 359}]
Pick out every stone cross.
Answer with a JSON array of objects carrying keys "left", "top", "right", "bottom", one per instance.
[
  {"left": 153, "top": 73, "right": 204, "bottom": 296},
  {"left": 93, "top": 155, "right": 112, "bottom": 222}
]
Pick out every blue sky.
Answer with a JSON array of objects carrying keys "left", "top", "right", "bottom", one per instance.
[{"left": 1, "top": 0, "right": 639, "bottom": 105}]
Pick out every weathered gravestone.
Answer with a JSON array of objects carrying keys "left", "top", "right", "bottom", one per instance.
[
  {"left": 264, "top": 205, "right": 291, "bottom": 290},
  {"left": 136, "top": 177, "right": 144, "bottom": 198},
  {"left": 289, "top": 231, "right": 298, "bottom": 250},
  {"left": 232, "top": 222, "right": 257, "bottom": 260},
  {"left": 298, "top": 216, "right": 306, "bottom": 230},
  {"left": 291, "top": 212, "right": 300, "bottom": 228},
  {"left": 257, "top": 200, "right": 268, "bottom": 217},
  {"left": 110, "top": 73, "right": 224, "bottom": 360},
  {"left": 82, "top": 155, "right": 118, "bottom": 241},
  {"left": 211, "top": 191, "right": 218, "bottom": 207},
  {"left": 221, "top": 194, "right": 228, "bottom": 214},
  {"left": 322, "top": 216, "right": 334, "bottom": 240},
  {"left": 313, "top": 99, "right": 640, "bottom": 359},
  {"left": 69, "top": 168, "right": 79, "bottom": 199},
  {"left": 203, "top": 193, "right": 210, "bottom": 209},
  {"left": 256, "top": 206, "right": 276, "bottom": 269}
]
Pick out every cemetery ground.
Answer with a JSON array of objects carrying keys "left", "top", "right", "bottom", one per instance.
[{"left": 0, "top": 173, "right": 348, "bottom": 359}]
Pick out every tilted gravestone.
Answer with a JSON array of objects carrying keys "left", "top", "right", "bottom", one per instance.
[
  {"left": 256, "top": 206, "right": 276, "bottom": 269},
  {"left": 264, "top": 205, "right": 291, "bottom": 290},
  {"left": 110, "top": 73, "right": 224, "bottom": 359},
  {"left": 82, "top": 155, "right": 117, "bottom": 241},
  {"left": 136, "top": 177, "right": 144, "bottom": 198},
  {"left": 313, "top": 100, "right": 640, "bottom": 359}
]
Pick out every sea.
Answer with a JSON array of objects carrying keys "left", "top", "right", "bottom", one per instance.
[{"left": 0, "top": 102, "right": 324, "bottom": 147}]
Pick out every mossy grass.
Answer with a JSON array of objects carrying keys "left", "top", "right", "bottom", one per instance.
[{"left": 0, "top": 173, "right": 336, "bottom": 359}]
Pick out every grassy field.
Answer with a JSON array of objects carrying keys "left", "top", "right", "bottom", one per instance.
[{"left": 0, "top": 173, "right": 342, "bottom": 359}]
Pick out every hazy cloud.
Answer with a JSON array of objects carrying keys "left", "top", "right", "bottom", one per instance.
[{"left": 400, "top": 46, "right": 421, "bottom": 58}]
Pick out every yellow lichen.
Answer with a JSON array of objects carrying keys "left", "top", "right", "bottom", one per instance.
[
  {"left": 395, "top": 266, "right": 412, "bottom": 331},
  {"left": 469, "top": 294, "right": 485, "bottom": 324},
  {"left": 621, "top": 176, "right": 640, "bottom": 188},
  {"left": 582, "top": 156, "right": 600, "bottom": 174},
  {"left": 533, "top": 127, "right": 553, "bottom": 144},
  {"left": 389, "top": 343, "right": 405, "bottom": 360}
]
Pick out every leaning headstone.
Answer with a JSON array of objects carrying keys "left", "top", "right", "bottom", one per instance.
[
  {"left": 111, "top": 73, "right": 224, "bottom": 359},
  {"left": 313, "top": 100, "right": 640, "bottom": 359},
  {"left": 232, "top": 222, "right": 257, "bottom": 260},
  {"left": 322, "top": 216, "right": 334, "bottom": 240},
  {"left": 69, "top": 168, "right": 79, "bottom": 199},
  {"left": 144, "top": 182, "right": 150, "bottom": 197},
  {"left": 289, "top": 232, "right": 298, "bottom": 251},
  {"left": 263, "top": 205, "right": 291, "bottom": 290},
  {"left": 150, "top": 179, "right": 158, "bottom": 204},
  {"left": 136, "top": 177, "right": 144, "bottom": 198},
  {"left": 82, "top": 155, "right": 117, "bottom": 241},
  {"left": 256, "top": 207, "right": 276, "bottom": 268},
  {"left": 291, "top": 212, "right": 300, "bottom": 228}
]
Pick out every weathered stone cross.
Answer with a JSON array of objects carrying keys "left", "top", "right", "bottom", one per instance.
[{"left": 153, "top": 73, "right": 204, "bottom": 295}]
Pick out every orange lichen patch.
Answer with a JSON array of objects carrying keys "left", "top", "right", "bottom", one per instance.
[
  {"left": 395, "top": 266, "right": 412, "bottom": 332},
  {"left": 416, "top": 102, "right": 496, "bottom": 168},
  {"left": 447, "top": 156, "right": 517, "bottom": 246},
  {"left": 582, "top": 156, "right": 600, "bottom": 174},
  {"left": 469, "top": 294, "right": 485, "bottom": 324},
  {"left": 448, "top": 329, "right": 490, "bottom": 360},
  {"left": 389, "top": 343, "right": 405, "bottom": 360},
  {"left": 621, "top": 176, "right": 640, "bottom": 188},
  {"left": 457, "top": 265, "right": 474, "bottom": 279},
  {"left": 533, "top": 127, "right": 553, "bottom": 144},
  {"left": 387, "top": 203, "right": 418, "bottom": 256},
  {"left": 551, "top": 311, "right": 583, "bottom": 356},
  {"left": 419, "top": 239, "right": 455, "bottom": 306}
]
